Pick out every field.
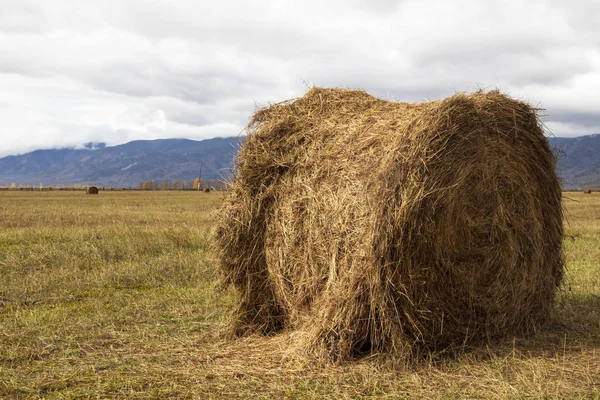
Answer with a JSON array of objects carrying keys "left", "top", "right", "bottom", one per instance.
[{"left": 0, "top": 191, "right": 598, "bottom": 399}]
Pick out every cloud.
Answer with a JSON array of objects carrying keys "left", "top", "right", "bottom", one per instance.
[{"left": 0, "top": 0, "right": 599, "bottom": 157}]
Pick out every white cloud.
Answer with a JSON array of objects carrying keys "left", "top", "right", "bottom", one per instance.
[{"left": 0, "top": 0, "right": 599, "bottom": 157}]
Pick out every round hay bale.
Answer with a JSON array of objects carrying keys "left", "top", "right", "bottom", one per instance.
[
  {"left": 204, "top": 188, "right": 211, "bottom": 193},
  {"left": 86, "top": 186, "right": 99, "bottom": 195},
  {"left": 584, "top": 189, "right": 592, "bottom": 194},
  {"left": 215, "top": 88, "right": 564, "bottom": 362}
]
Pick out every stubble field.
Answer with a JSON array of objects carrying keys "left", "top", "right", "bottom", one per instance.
[{"left": 0, "top": 191, "right": 598, "bottom": 399}]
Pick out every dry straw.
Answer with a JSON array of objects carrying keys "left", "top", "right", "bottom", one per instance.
[{"left": 215, "top": 87, "right": 564, "bottom": 363}]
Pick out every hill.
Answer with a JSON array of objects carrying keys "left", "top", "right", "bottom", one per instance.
[
  {"left": 0, "top": 137, "right": 242, "bottom": 187},
  {"left": 548, "top": 134, "right": 600, "bottom": 189}
]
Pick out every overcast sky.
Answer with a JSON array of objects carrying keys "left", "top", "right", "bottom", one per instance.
[{"left": 1, "top": 0, "right": 599, "bottom": 157}]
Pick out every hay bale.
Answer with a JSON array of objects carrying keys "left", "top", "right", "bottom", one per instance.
[
  {"left": 215, "top": 87, "right": 564, "bottom": 362},
  {"left": 204, "top": 188, "right": 211, "bottom": 193},
  {"left": 86, "top": 186, "right": 99, "bottom": 195},
  {"left": 584, "top": 189, "right": 592, "bottom": 194}
]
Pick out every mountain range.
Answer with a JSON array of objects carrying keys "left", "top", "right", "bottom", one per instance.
[
  {"left": 548, "top": 134, "right": 600, "bottom": 189},
  {"left": 0, "top": 137, "right": 242, "bottom": 188},
  {"left": 0, "top": 135, "right": 599, "bottom": 189}
]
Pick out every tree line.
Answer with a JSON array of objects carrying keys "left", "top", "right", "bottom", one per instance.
[{"left": 137, "top": 179, "right": 227, "bottom": 190}]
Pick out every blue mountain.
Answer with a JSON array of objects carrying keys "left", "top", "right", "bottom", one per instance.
[{"left": 0, "top": 137, "right": 243, "bottom": 187}]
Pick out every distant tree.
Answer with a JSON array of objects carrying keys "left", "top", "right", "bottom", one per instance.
[
  {"left": 140, "top": 181, "right": 156, "bottom": 190},
  {"left": 193, "top": 178, "right": 200, "bottom": 190}
]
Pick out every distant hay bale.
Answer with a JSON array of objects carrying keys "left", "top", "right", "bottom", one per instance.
[
  {"left": 584, "top": 189, "right": 592, "bottom": 194},
  {"left": 86, "top": 186, "right": 99, "bottom": 195},
  {"left": 215, "top": 87, "right": 564, "bottom": 362},
  {"left": 204, "top": 188, "right": 211, "bottom": 193}
]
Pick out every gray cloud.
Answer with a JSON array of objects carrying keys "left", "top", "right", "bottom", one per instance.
[
  {"left": 547, "top": 110, "right": 600, "bottom": 129},
  {"left": 0, "top": 0, "right": 599, "bottom": 157}
]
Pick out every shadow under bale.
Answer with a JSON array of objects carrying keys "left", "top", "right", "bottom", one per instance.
[{"left": 215, "top": 87, "right": 564, "bottom": 363}]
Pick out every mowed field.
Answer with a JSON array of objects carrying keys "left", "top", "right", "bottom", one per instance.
[{"left": 0, "top": 191, "right": 598, "bottom": 399}]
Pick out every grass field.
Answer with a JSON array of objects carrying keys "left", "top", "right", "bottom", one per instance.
[{"left": 0, "top": 191, "right": 598, "bottom": 399}]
